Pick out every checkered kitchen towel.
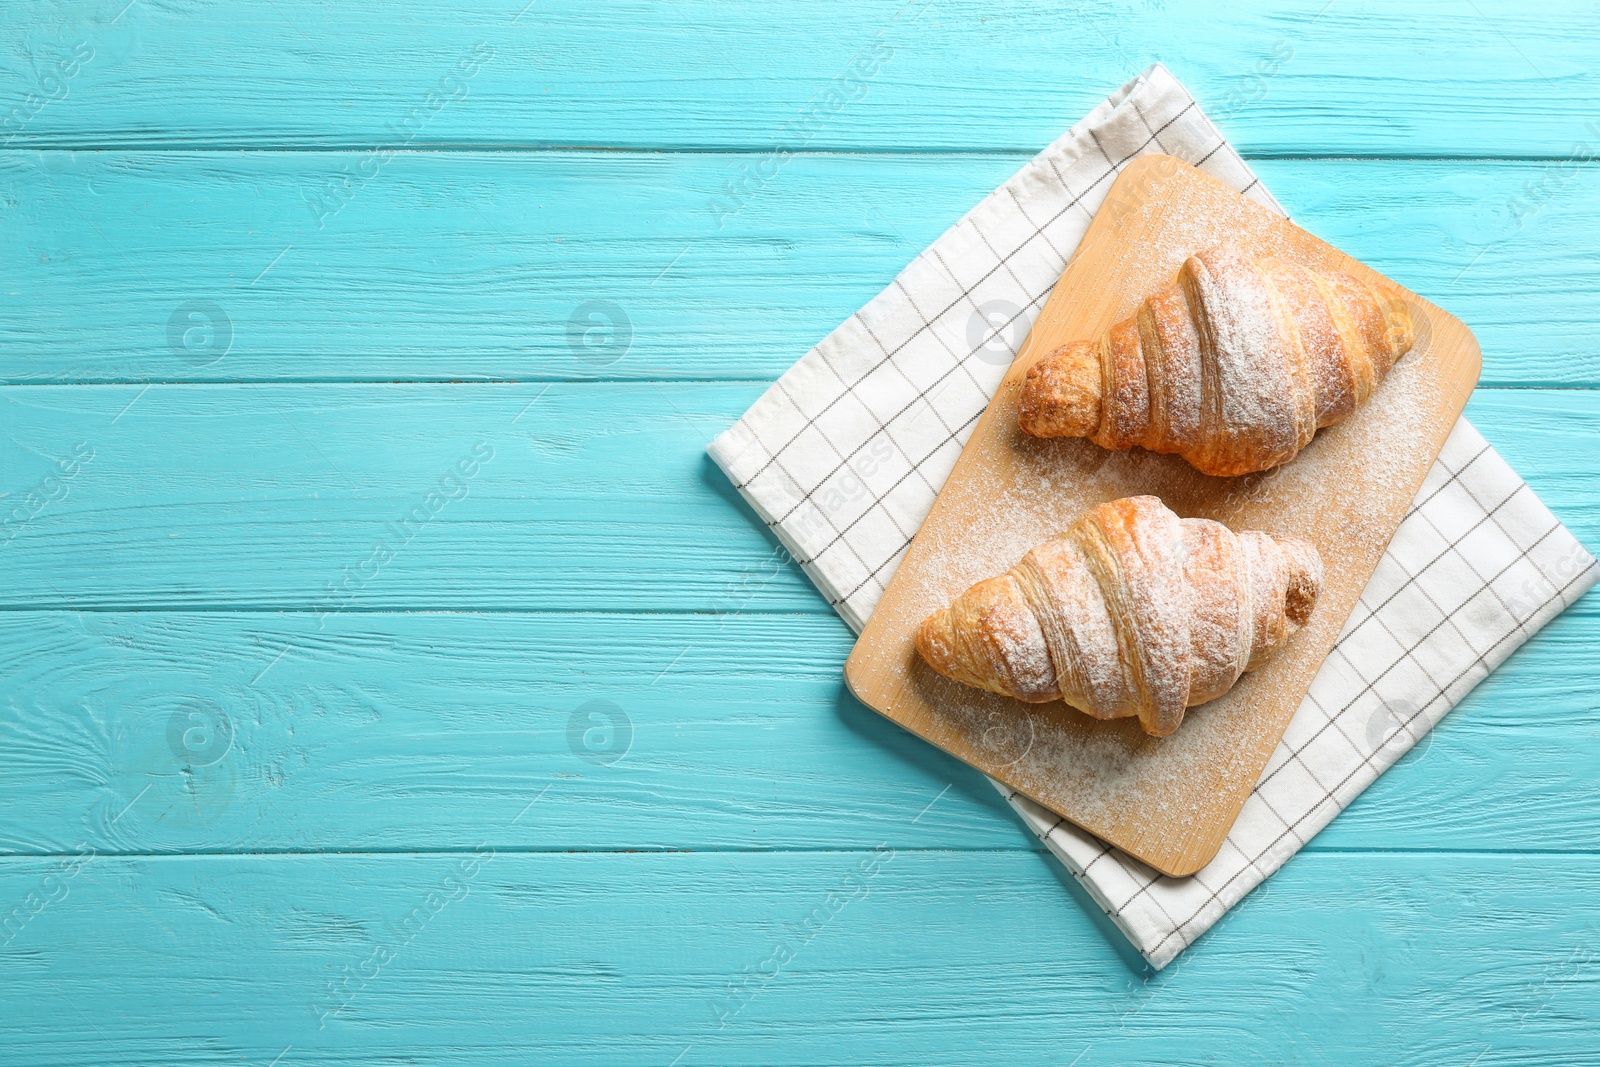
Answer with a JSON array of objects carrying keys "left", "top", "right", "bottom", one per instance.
[{"left": 707, "top": 63, "right": 1598, "bottom": 968}]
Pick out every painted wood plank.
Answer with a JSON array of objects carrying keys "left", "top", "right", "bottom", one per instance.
[
  {"left": 0, "top": 384, "right": 1593, "bottom": 613},
  {"left": 1, "top": 850, "right": 1597, "bottom": 1065},
  {"left": 0, "top": 599, "right": 1594, "bottom": 858},
  {"left": 1468, "top": 389, "right": 1600, "bottom": 531},
  {"left": 0, "top": 381, "right": 823, "bottom": 613},
  {"left": 2, "top": 153, "right": 1596, "bottom": 386},
  {"left": 0, "top": 610, "right": 1027, "bottom": 856},
  {"left": 1, "top": 1, "right": 1598, "bottom": 157}
]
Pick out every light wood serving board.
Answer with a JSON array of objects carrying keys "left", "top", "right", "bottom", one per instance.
[{"left": 843, "top": 156, "right": 1481, "bottom": 877}]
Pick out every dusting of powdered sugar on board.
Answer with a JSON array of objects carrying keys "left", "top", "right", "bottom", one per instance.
[{"left": 906, "top": 303, "right": 1444, "bottom": 834}]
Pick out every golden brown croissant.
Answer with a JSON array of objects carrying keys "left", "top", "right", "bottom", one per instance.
[
  {"left": 1017, "top": 243, "right": 1415, "bottom": 477},
  {"left": 915, "top": 495, "right": 1321, "bottom": 737}
]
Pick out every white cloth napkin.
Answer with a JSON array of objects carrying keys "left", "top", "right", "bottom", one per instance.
[{"left": 707, "top": 63, "right": 1598, "bottom": 968}]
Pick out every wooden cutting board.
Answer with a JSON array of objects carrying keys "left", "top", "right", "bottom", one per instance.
[{"left": 843, "top": 155, "right": 1481, "bottom": 877}]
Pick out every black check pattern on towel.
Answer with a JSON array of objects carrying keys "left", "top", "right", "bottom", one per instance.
[{"left": 707, "top": 64, "right": 1598, "bottom": 970}]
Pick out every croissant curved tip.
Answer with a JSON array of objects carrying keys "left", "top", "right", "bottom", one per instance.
[
  {"left": 1018, "top": 341, "right": 1101, "bottom": 439},
  {"left": 914, "top": 608, "right": 959, "bottom": 680},
  {"left": 1276, "top": 536, "right": 1324, "bottom": 629},
  {"left": 1380, "top": 288, "right": 1416, "bottom": 363},
  {"left": 1139, "top": 715, "right": 1184, "bottom": 739}
]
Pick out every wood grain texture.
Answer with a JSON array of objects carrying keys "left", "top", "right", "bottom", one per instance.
[
  {"left": 0, "top": 603, "right": 1595, "bottom": 858},
  {"left": 0, "top": 385, "right": 1591, "bottom": 613},
  {"left": 0, "top": 381, "right": 822, "bottom": 612},
  {"left": 0, "top": 851, "right": 1597, "bottom": 1065},
  {"left": 1, "top": 153, "right": 1597, "bottom": 385},
  {"left": 0, "top": 610, "right": 1022, "bottom": 856},
  {"left": 0, "top": 0, "right": 1597, "bottom": 156}
]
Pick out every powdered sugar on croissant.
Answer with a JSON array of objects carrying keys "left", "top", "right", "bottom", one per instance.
[
  {"left": 1017, "top": 243, "right": 1414, "bottom": 477},
  {"left": 915, "top": 495, "right": 1321, "bottom": 737}
]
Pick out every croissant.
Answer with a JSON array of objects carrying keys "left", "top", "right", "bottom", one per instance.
[
  {"left": 1017, "top": 243, "right": 1415, "bottom": 477},
  {"left": 915, "top": 495, "right": 1322, "bottom": 737}
]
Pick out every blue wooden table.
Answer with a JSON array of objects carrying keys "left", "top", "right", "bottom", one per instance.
[{"left": 2, "top": 2, "right": 1598, "bottom": 1063}]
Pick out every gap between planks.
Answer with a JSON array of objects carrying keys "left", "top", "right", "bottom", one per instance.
[{"left": 2, "top": 846, "right": 1598, "bottom": 861}]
